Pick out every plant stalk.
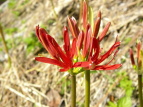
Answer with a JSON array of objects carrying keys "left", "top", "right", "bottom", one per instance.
[
  {"left": 0, "top": 24, "right": 11, "bottom": 67},
  {"left": 71, "top": 75, "right": 76, "bottom": 107},
  {"left": 50, "top": 0, "right": 58, "bottom": 19},
  {"left": 138, "top": 74, "right": 143, "bottom": 107},
  {"left": 85, "top": 70, "right": 90, "bottom": 107}
]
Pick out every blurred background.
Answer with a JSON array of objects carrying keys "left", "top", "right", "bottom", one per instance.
[{"left": 0, "top": 0, "right": 143, "bottom": 107}]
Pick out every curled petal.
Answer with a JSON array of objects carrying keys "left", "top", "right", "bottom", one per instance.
[
  {"left": 59, "top": 68, "right": 70, "bottom": 72},
  {"left": 88, "top": 37, "right": 94, "bottom": 58},
  {"left": 129, "top": 48, "right": 135, "bottom": 66},
  {"left": 71, "top": 38, "right": 77, "bottom": 57},
  {"left": 93, "top": 64, "right": 122, "bottom": 70},
  {"left": 92, "top": 11, "right": 101, "bottom": 38},
  {"left": 39, "top": 28, "right": 48, "bottom": 43},
  {"left": 71, "top": 17, "right": 80, "bottom": 35},
  {"left": 137, "top": 42, "right": 141, "bottom": 62},
  {"left": 36, "top": 26, "right": 48, "bottom": 43},
  {"left": 82, "top": 1, "right": 88, "bottom": 29},
  {"left": 105, "top": 49, "right": 119, "bottom": 65},
  {"left": 45, "top": 34, "right": 59, "bottom": 59},
  {"left": 67, "top": 17, "right": 79, "bottom": 38},
  {"left": 63, "top": 26, "right": 70, "bottom": 55},
  {"left": 48, "top": 36, "right": 72, "bottom": 67},
  {"left": 97, "top": 11, "right": 101, "bottom": 20},
  {"left": 38, "top": 28, "right": 49, "bottom": 47},
  {"left": 36, "top": 26, "right": 40, "bottom": 41},
  {"left": 82, "top": 25, "right": 91, "bottom": 57},
  {"left": 97, "top": 41, "right": 120, "bottom": 64},
  {"left": 98, "top": 22, "right": 111, "bottom": 41},
  {"left": 35, "top": 57, "right": 66, "bottom": 68},
  {"left": 38, "top": 29, "right": 59, "bottom": 59},
  {"left": 76, "top": 31, "right": 84, "bottom": 50},
  {"left": 91, "top": 38, "right": 100, "bottom": 62}
]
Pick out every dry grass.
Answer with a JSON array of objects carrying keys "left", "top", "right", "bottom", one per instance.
[{"left": 0, "top": 0, "right": 143, "bottom": 107}]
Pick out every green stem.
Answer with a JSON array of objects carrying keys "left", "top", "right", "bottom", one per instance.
[
  {"left": 71, "top": 75, "right": 76, "bottom": 107},
  {"left": 50, "top": 0, "right": 58, "bottom": 19},
  {"left": 138, "top": 74, "right": 143, "bottom": 107},
  {"left": 85, "top": 70, "right": 90, "bottom": 107},
  {"left": 0, "top": 24, "right": 11, "bottom": 67}
]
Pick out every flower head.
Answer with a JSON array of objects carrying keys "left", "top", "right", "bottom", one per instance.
[
  {"left": 35, "top": 1, "right": 121, "bottom": 73},
  {"left": 35, "top": 26, "right": 89, "bottom": 73},
  {"left": 130, "top": 41, "right": 143, "bottom": 74},
  {"left": 67, "top": 1, "right": 121, "bottom": 71}
]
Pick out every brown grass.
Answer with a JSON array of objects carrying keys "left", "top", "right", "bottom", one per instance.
[{"left": 0, "top": 0, "right": 143, "bottom": 107}]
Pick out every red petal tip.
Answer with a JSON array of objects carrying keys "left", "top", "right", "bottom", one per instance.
[{"left": 97, "top": 11, "right": 101, "bottom": 17}]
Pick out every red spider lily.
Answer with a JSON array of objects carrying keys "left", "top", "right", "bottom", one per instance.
[
  {"left": 78, "top": 25, "right": 121, "bottom": 70},
  {"left": 35, "top": 26, "right": 90, "bottom": 72},
  {"left": 67, "top": 1, "right": 121, "bottom": 70},
  {"left": 87, "top": 36, "right": 121, "bottom": 70},
  {"left": 130, "top": 42, "right": 143, "bottom": 73}
]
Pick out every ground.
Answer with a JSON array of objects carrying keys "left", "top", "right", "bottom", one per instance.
[{"left": 0, "top": 0, "right": 143, "bottom": 107}]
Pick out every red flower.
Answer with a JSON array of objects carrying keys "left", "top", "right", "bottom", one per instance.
[
  {"left": 67, "top": 1, "right": 121, "bottom": 71},
  {"left": 87, "top": 36, "right": 121, "bottom": 70},
  {"left": 35, "top": 1, "right": 121, "bottom": 72},
  {"left": 130, "top": 42, "right": 143, "bottom": 74},
  {"left": 35, "top": 26, "right": 89, "bottom": 72}
]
